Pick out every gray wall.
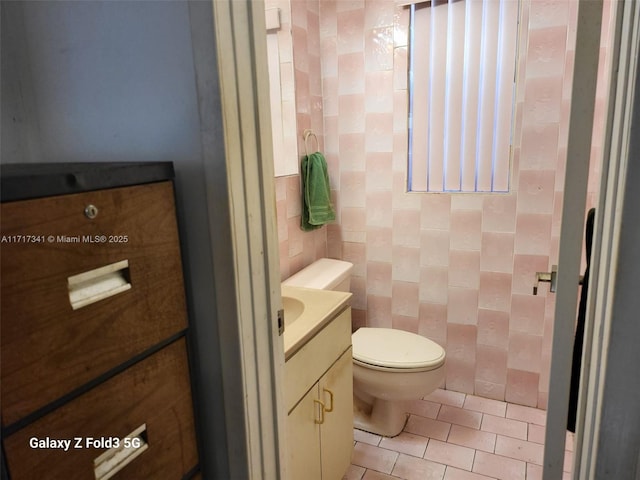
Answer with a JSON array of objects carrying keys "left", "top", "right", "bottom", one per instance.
[
  {"left": 1, "top": 1, "right": 235, "bottom": 477},
  {"left": 595, "top": 61, "right": 640, "bottom": 480}
]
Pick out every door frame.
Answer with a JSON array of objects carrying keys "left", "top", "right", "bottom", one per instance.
[
  {"left": 207, "top": 0, "right": 286, "bottom": 478},
  {"left": 573, "top": 1, "right": 640, "bottom": 477},
  {"left": 544, "top": 0, "right": 639, "bottom": 478},
  {"left": 207, "top": 0, "right": 638, "bottom": 478}
]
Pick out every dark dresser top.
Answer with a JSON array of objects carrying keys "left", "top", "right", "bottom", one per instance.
[{"left": 1, "top": 162, "right": 175, "bottom": 202}]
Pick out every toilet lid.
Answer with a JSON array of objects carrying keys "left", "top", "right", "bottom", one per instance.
[{"left": 352, "top": 328, "right": 445, "bottom": 370}]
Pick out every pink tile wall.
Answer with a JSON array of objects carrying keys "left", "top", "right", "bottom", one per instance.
[
  {"left": 274, "top": 0, "right": 613, "bottom": 409},
  {"left": 275, "top": 0, "right": 329, "bottom": 280}
]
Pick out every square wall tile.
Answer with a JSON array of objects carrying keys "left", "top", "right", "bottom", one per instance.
[
  {"left": 420, "top": 229, "right": 450, "bottom": 267},
  {"left": 480, "top": 232, "right": 515, "bottom": 273},
  {"left": 366, "top": 295, "right": 392, "bottom": 328},
  {"left": 392, "top": 314, "right": 419, "bottom": 333},
  {"left": 476, "top": 344, "right": 508, "bottom": 385},
  {"left": 337, "top": 10, "right": 365, "bottom": 55},
  {"left": 517, "top": 169, "right": 556, "bottom": 214},
  {"left": 445, "top": 356, "right": 476, "bottom": 394},
  {"left": 514, "top": 213, "right": 552, "bottom": 255},
  {"left": 392, "top": 209, "right": 421, "bottom": 247},
  {"left": 365, "top": 70, "right": 394, "bottom": 113},
  {"left": 365, "top": 152, "right": 393, "bottom": 190},
  {"left": 508, "top": 332, "right": 543, "bottom": 373},
  {"left": 338, "top": 93, "right": 366, "bottom": 134},
  {"left": 447, "top": 287, "right": 479, "bottom": 325},
  {"left": 510, "top": 294, "right": 546, "bottom": 335},
  {"left": 419, "top": 266, "right": 449, "bottom": 305},
  {"left": 421, "top": 194, "right": 451, "bottom": 230},
  {"left": 477, "top": 309, "right": 510, "bottom": 348},
  {"left": 366, "top": 190, "right": 393, "bottom": 227},
  {"left": 474, "top": 380, "right": 507, "bottom": 402},
  {"left": 418, "top": 303, "right": 448, "bottom": 345},
  {"left": 450, "top": 210, "right": 482, "bottom": 250},
  {"left": 365, "top": 113, "right": 394, "bottom": 152},
  {"left": 391, "top": 281, "right": 420, "bottom": 317},
  {"left": 392, "top": 245, "right": 421, "bottom": 282},
  {"left": 343, "top": 241, "right": 366, "bottom": 276},
  {"left": 483, "top": 194, "right": 517, "bottom": 233},
  {"left": 449, "top": 250, "right": 481, "bottom": 288},
  {"left": 512, "top": 254, "right": 550, "bottom": 295},
  {"left": 529, "top": 0, "right": 570, "bottom": 29},
  {"left": 526, "top": 26, "right": 568, "bottom": 78},
  {"left": 364, "top": 0, "right": 395, "bottom": 29},
  {"left": 519, "top": 124, "right": 560, "bottom": 171},
  {"left": 478, "top": 272, "right": 512, "bottom": 312},
  {"left": 523, "top": 76, "right": 564, "bottom": 125},
  {"left": 338, "top": 133, "right": 366, "bottom": 171},
  {"left": 341, "top": 207, "right": 366, "bottom": 233},
  {"left": 366, "top": 261, "right": 392, "bottom": 296},
  {"left": 506, "top": 369, "right": 540, "bottom": 408},
  {"left": 366, "top": 226, "right": 393, "bottom": 261},
  {"left": 365, "top": 26, "right": 394, "bottom": 72}
]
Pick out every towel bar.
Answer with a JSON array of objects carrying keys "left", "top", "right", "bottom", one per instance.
[{"left": 303, "top": 129, "right": 319, "bottom": 156}]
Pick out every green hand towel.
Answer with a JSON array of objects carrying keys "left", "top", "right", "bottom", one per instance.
[{"left": 301, "top": 152, "right": 335, "bottom": 231}]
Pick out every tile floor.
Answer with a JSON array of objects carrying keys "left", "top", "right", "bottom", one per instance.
[{"left": 343, "top": 389, "right": 574, "bottom": 480}]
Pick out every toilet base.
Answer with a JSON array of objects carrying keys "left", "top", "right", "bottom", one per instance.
[{"left": 353, "top": 395, "right": 408, "bottom": 437}]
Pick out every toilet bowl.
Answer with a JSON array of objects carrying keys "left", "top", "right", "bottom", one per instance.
[
  {"left": 283, "top": 258, "right": 446, "bottom": 437},
  {"left": 351, "top": 327, "right": 445, "bottom": 436}
]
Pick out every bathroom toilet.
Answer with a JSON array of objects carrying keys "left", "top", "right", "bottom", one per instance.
[{"left": 283, "top": 258, "right": 446, "bottom": 437}]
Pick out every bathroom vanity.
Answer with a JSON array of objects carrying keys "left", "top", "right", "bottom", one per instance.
[
  {"left": 282, "top": 285, "right": 353, "bottom": 480},
  {"left": 0, "top": 163, "right": 199, "bottom": 479}
]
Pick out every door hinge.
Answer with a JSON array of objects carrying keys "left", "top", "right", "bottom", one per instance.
[{"left": 277, "top": 308, "right": 285, "bottom": 336}]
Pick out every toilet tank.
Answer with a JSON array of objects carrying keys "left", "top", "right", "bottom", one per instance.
[{"left": 282, "top": 258, "right": 353, "bottom": 292}]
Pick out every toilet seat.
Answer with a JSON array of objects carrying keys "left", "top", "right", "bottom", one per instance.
[{"left": 352, "top": 327, "right": 445, "bottom": 372}]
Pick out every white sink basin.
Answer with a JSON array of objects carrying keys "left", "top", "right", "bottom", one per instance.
[
  {"left": 282, "top": 296, "right": 305, "bottom": 325},
  {"left": 281, "top": 285, "right": 352, "bottom": 359}
]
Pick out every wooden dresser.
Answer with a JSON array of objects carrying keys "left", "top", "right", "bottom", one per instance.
[{"left": 0, "top": 163, "right": 200, "bottom": 479}]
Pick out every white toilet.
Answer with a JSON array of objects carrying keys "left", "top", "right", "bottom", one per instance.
[{"left": 283, "top": 258, "right": 446, "bottom": 437}]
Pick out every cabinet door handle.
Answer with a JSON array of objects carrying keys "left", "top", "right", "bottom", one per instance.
[
  {"left": 323, "top": 388, "right": 334, "bottom": 413},
  {"left": 313, "top": 399, "right": 325, "bottom": 424},
  {"left": 93, "top": 423, "right": 148, "bottom": 480}
]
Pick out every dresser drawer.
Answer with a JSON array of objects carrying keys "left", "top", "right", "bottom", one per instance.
[
  {"left": 1, "top": 181, "right": 188, "bottom": 426},
  {"left": 3, "top": 339, "right": 198, "bottom": 480}
]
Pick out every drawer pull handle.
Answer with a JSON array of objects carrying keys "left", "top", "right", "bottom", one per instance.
[
  {"left": 313, "top": 399, "right": 325, "bottom": 425},
  {"left": 323, "top": 388, "right": 334, "bottom": 413},
  {"left": 93, "top": 423, "right": 148, "bottom": 480},
  {"left": 68, "top": 260, "right": 131, "bottom": 310}
]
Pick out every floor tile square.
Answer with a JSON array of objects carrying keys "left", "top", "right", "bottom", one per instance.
[
  {"left": 438, "top": 405, "right": 483, "bottom": 429},
  {"left": 480, "top": 414, "right": 528, "bottom": 440},
  {"left": 448, "top": 425, "right": 496, "bottom": 453},
  {"left": 463, "top": 394, "right": 507, "bottom": 417},
  {"left": 352, "top": 443, "right": 399, "bottom": 474},
  {"left": 391, "top": 453, "right": 447, "bottom": 480},
  {"left": 425, "top": 389, "right": 467, "bottom": 408},
  {"left": 472, "top": 451, "right": 526, "bottom": 480},
  {"left": 424, "top": 439, "right": 476, "bottom": 471},
  {"left": 405, "top": 415, "right": 452, "bottom": 442},
  {"left": 379, "top": 432, "right": 429, "bottom": 458}
]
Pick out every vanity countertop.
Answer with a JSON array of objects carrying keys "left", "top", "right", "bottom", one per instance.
[{"left": 281, "top": 285, "right": 351, "bottom": 360}]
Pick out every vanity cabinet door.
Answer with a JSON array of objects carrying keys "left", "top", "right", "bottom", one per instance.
[
  {"left": 286, "top": 386, "right": 322, "bottom": 480},
  {"left": 319, "top": 348, "right": 353, "bottom": 480}
]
